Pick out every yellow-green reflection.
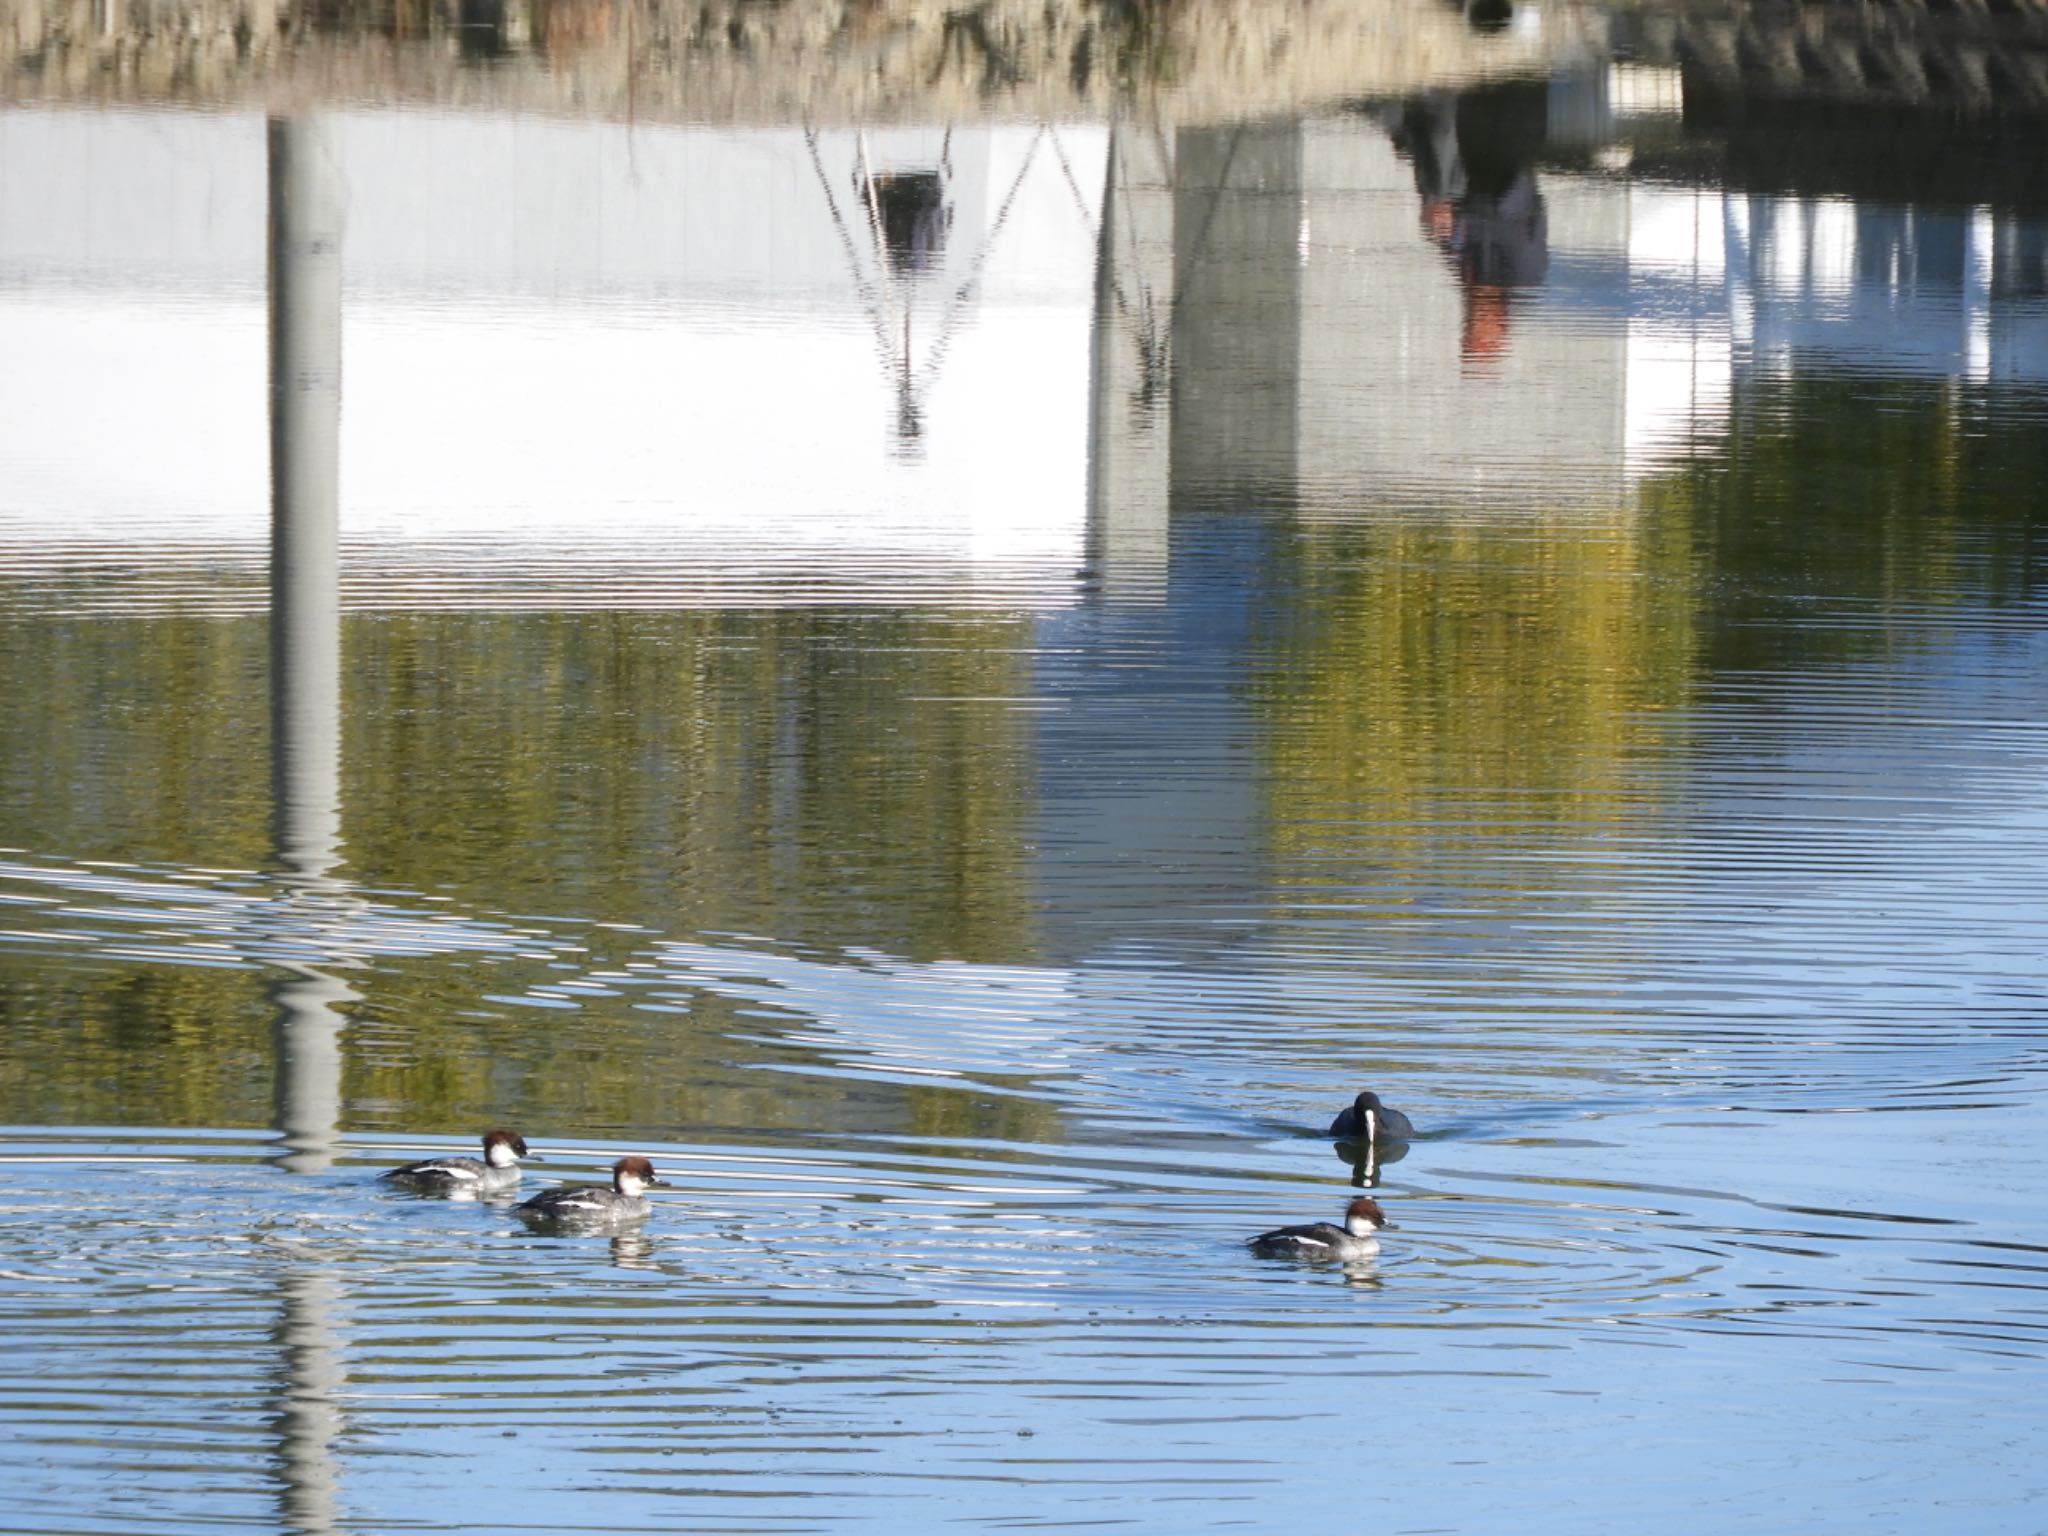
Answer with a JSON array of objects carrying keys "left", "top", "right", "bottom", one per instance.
[
  {"left": 1249, "top": 375, "right": 2048, "bottom": 923},
  {"left": 1643, "top": 377, "right": 2048, "bottom": 672},
  {"left": 1251, "top": 505, "right": 1700, "bottom": 887},
  {"left": 0, "top": 604, "right": 1043, "bottom": 1134},
  {"left": 342, "top": 609, "right": 1038, "bottom": 961}
]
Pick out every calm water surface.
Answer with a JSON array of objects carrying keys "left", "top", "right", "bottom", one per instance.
[{"left": 4, "top": 60, "right": 2048, "bottom": 1536}]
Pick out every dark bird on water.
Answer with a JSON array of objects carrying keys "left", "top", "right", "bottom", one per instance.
[{"left": 1329, "top": 1090, "right": 1415, "bottom": 1143}]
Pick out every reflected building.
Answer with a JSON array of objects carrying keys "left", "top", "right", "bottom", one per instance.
[
  {"left": 5, "top": 87, "right": 2048, "bottom": 975},
  {"left": 1169, "top": 122, "right": 1306, "bottom": 516},
  {"left": 0, "top": 111, "right": 1105, "bottom": 607},
  {"left": 1065, "top": 70, "right": 2048, "bottom": 945},
  {"left": 0, "top": 106, "right": 1105, "bottom": 964},
  {"left": 1079, "top": 68, "right": 2048, "bottom": 521},
  {"left": 1086, "top": 126, "right": 1173, "bottom": 598},
  {"left": 9, "top": 92, "right": 2042, "bottom": 592}
]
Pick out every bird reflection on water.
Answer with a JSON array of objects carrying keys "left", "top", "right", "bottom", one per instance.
[{"left": 1334, "top": 1133, "right": 1410, "bottom": 1188}]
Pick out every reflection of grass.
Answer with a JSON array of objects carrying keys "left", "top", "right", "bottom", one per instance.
[
  {"left": 0, "top": 962, "right": 277, "bottom": 1127},
  {"left": 0, "top": 606, "right": 1048, "bottom": 966},
  {"left": 1085, "top": 0, "right": 1184, "bottom": 91},
  {"left": 0, "top": 603, "right": 1043, "bottom": 1130},
  {"left": 283, "top": 0, "right": 1193, "bottom": 88},
  {"left": 340, "top": 608, "right": 1041, "bottom": 965},
  {"left": 1639, "top": 376, "right": 2048, "bottom": 674},
  {"left": 300, "top": 0, "right": 438, "bottom": 39},
  {"left": 1254, "top": 374, "right": 2048, "bottom": 926},
  {"left": 0, "top": 917, "right": 1069, "bottom": 1143},
  {"left": 937, "top": 5, "right": 1025, "bottom": 90},
  {"left": 1251, "top": 505, "right": 1700, "bottom": 899}
]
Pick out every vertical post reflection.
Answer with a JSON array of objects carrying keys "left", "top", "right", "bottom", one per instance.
[
  {"left": 1964, "top": 206, "right": 1993, "bottom": 381},
  {"left": 272, "top": 1267, "right": 347, "bottom": 1536},
  {"left": 1086, "top": 123, "right": 1175, "bottom": 600},
  {"left": 269, "top": 112, "right": 344, "bottom": 893},
  {"left": 1168, "top": 121, "right": 1304, "bottom": 516},
  {"left": 266, "top": 113, "right": 352, "bottom": 1536},
  {"left": 268, "top": 113, "right": 353, "bottom": 1178}
]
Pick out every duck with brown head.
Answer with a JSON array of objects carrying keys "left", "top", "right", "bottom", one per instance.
[
  {"left": 515, "top": 1156, "right": 668, "bottom": 1228},
  {"left": 1248, "top": 1197, "right": 1393, "bottom": 1263}
]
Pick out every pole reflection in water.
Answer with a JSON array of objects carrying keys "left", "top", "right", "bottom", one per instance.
[
  {"left": 268, "top": 112, "right": 343, "bottom": 889},
  {"left": 267, "top": 113, "right": 354, "bottom": 1536},
  {"left": 271, "top": 1266, "right": 347, "bottom": 1536},
  {"left": 267, "top": 111, "right": 355, "bottom": 1178},
  {"left": 1168, "top": 121, "right": 1303, "bottom": 513},
  {"left": 1085, "top": 122, "right": 1173, "bottom": 599}
]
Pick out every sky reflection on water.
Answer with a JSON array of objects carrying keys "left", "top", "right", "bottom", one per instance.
[{"left": 3, "top": 39, "right": 2048, "bottom": 1536}]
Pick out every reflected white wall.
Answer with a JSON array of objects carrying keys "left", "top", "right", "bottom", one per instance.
[
  {"left": 0, "top": 109, "right": 1106, "bottom": 602},
  {"left": 5, "top": 103, "right": 2048, "bottom": 559}
]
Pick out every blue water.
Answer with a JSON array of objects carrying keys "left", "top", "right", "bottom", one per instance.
[{"left": 4, "top": 74, "right": 2048, "bottom": 1536}]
